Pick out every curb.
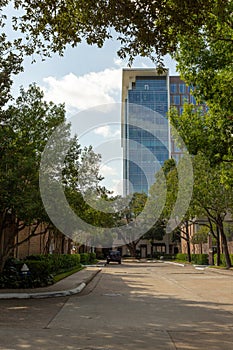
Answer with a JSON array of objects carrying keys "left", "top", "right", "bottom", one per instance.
[
  {"left": 162, "top": 261, "right": 185, "bottom": 267},
  {"left": 0, "top": 268, "right": 101, "bottom": 300},
  {"left": 206, "top": 266, "right": 233, "bottom": 277}
]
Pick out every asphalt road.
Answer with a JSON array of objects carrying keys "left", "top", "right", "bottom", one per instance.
[{"left": 0, "top": 262, "right": 233, "bottom": 350}]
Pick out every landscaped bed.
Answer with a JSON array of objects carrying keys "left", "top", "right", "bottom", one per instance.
[{"left": 0, "top": 252, "right": 96, "bottom": 288}]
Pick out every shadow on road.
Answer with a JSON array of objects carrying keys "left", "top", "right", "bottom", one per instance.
[{"left": 0, "top": 263, "right": 232, "bottom": 350}]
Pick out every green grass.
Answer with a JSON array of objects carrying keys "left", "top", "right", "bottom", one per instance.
[
  {"left": 53, "top": 266, "right": 84, "bottom": 283},
  {"left": 172, "top": 259, "right": 191, "bottom": 264},
  {"left": 209, "top": 265, "right": 233, "bottom": 270}
]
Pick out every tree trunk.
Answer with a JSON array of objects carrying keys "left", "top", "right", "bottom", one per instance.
[
  {"left": 218, "top": 219, "right": 231, "bottom": 268},
  {"left": 185, "top": 221, "right": 191, "bottom": 263},
  {"left": 0, "top": 213, "right": 17, "bottom": 272},
  {"left": 208, "top": 217, "right": 220, "bottom": 266},
  {"left": 0, "top": 255, "right": 9, "bottom": 274},
  {"left": 216, "top": 226, "right": 221, "bottom": 266},
  {"left": 127, "top": 242, "right": 137, "bottom": 258},
  {"left": 207, "top": 232, "right": 214, "bottom": 265},
  {"left": 44, "top": 230, "right": 52, "bottom": 254}
]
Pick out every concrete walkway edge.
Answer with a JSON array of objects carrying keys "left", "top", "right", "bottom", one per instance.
[{"left": 0, "top": 268, "right": 101, "bottom": 300}]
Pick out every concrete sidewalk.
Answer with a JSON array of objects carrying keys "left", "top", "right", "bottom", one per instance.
[{"left": 0, "top": 266, "right": 102, "bottom": 299}]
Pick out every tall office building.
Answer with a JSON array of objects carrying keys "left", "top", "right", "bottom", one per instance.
[{"left": 122, "top": 69, "right": 195, "bottom": 195}]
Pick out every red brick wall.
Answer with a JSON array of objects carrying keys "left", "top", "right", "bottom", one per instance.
[{"left": 14, "top": 224, "right": 71, "bottom": 259}]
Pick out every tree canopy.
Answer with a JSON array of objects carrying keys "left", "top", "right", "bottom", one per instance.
[
  {"left": 3, "top": 0, "right": 231, "bottom": 164},
  {"left": 0, "top": 0, "right": 229, "bottom": 67},
  {"left": 0, "top": 83, "right": 108, "bottom": 270}
]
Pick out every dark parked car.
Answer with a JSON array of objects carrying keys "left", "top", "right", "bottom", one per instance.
[{"left": 106, "top": 251, "right": 121, "bottom": 264}]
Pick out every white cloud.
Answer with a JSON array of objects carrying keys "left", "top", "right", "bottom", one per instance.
[
  {"left": 41, "top": 68, "right": 122, "bottom": 112},
  {"left": 99, "top": 163, "right": 123, "bottom": 195},
  {"left": 109, "top": 179, "right": 124, "bottom": 196},
  {"left": 114, "top": 57, "right": 128, "bottom": 68},
  {"left": 94, "top": 125, "right": 120, "bottom": 138},
  {"left": 100, "top": 164, "right": 118, "bottom": 177}
]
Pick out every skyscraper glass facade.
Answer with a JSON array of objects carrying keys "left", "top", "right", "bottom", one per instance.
[{"left": 122, "top": 70, "right": 169, "bottom": 195}]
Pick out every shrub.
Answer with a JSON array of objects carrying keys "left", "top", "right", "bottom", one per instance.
[
  {"left": 164, "top": 254, "right": 176, "bottom": 260},
  {"left": 24, "top": 254, "right": 45, "bottom": 261},
  {"left": 191, "top": 254, "right": 209, "bottom": 265},
  {"left": 24, "top": 254, "right": 81, "bottom": 274},
  {"left": 0, "top": 261, "right": 22, "bottom": 288},
  {"left": 0, "top": 254, "right": 83, "bottom": 289},
  {"left": 96, "top": 253, "right": 105, "bottom": 260},
  {"left": 152, "top": 252, "right": 161, "bottom": 259},
  {"left": 80, "top": 253, "right": 90, "bottom": 264},
  {"left": 214, "top": 254, "right": 233, "bottom": 267},
  {"left": 152, "top": 252, "right": 176, "bottom": 260},
  {"left": 0, "top": 259, "right": 53, "bottom": 288},
  {"left": 24, "top": 260, "right": 54, "bottom": 287},
  {"left": 176, "top": 253, "right": 188, "bottom": 261},
  {"left": 89, "top": 252, "right": 96, "bottom": 263},
  {"left": 175, "top": 253, "right": 209, "bottom": 264},
  {"left": 24, "top": 254, "right": 82, "bottom": 287}
]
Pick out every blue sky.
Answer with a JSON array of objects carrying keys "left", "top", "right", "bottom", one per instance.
[
  {"left": 7, "top": 7, "right": 178, "bottom": 195},
  {"left": 13, "top": 40, "right": 178, "bottom": 111}
]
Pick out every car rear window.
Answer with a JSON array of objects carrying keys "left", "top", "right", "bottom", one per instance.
[{"left": 110, "top": 251, "right": 120, "bottom": 256}]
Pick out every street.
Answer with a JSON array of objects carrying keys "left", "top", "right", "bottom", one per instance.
[{"left": 0, "top": 262, "right": 233, "bottom": 349}]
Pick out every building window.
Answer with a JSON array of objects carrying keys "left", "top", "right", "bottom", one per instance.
[
  {"left": 173, "top": 95, "right": 180, "bottom": 105},
  {"left": 153, "top": 243, "right": 166, "bottom": 253},
  {"left": 170, "top": 84, "right": 177, "bottom": 93},
  {"left": 179, "top": 83, "right": 186, "bottom": 94}
]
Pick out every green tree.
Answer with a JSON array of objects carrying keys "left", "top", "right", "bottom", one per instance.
[
  {"left": 0, "top": 35, "right": 23, "bottom": 107},
  {"left": 149, "top": 157, "right": 196, "bottom": 262},
  {"left": 115, "top": 192, "right": 148, "bottom": 257},
  {"left": 2, "top": 0, "right": 230, "bottom": 67},
  {"left": 0, "top": 84, "right": 107, "bottom": 271},
  {"left": 9, "top": 0, "right": 232, "bottom": 168},
  {"left": 169, "top": 105, "right": 233, "bottom": 266},
  {"left": 0, "top": 1, "right": 24, "bottom": 108},
  {"left": 175, "top": 5, "right": 233, "bottom": 115},
  {"left": 0, "top": 84, "right": 66, "bottom": 270},
  {"left": 171, "top": 2, "right": 233, "bottom": 166},
  {"left": 191, "top": 153, "right": 233, "bottom": 268},
  {"left": 191, "top": 226, "right": 209, "bottom": 254},
  {"left": 142, "top": 219, "right": 166, "bottom": 242},
  {"left": 170, "top": 104, "right": 233, "bottom": 187}
]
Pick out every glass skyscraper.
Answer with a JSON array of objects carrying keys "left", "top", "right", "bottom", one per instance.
[
  {"left": 122, "top": 69, "right": 170, "bottom": 195},
  {"left": 122, "top": 69, "right": 197, "bottom": 195}
]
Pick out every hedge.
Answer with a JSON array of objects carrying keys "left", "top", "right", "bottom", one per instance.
[
  {"left": 25, "top": 254, "right": 81, "bottom": 274},
  {"left": 23, "top": 260, "right": 54, "bottom": 287},
  {"left": 175, "top": 253, "right": 209, "bottom": 265},
  {"left": 89, "top": 252, "right": 96, "bottom": 262},
  {"left": 152, "top": 252, "right": 176, "bottom": 260},
  {"left": 0, "top": 254, "right": 83, "bottom": 288},
  {"left": 175, "top": 253, "right": 188, "bottom": 261},
  {"left": 214, "top": 254, "right": 233, "bottom": 267},
  {"left": 191, "top": 254, "right": 209, "bottom": 265}
]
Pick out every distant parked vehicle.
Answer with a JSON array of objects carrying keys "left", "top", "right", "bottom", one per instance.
[{"left": 106, "top": 251, "right": 122, "bottom": 264}]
